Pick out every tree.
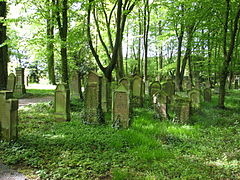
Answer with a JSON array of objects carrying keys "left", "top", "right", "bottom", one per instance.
[{"left": 0, "top": 0, "right": 8, "bottom": 90}]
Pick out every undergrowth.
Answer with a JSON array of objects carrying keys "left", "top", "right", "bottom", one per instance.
[{"left": 0, "top": 90, "right": 239, "bottom": 179}]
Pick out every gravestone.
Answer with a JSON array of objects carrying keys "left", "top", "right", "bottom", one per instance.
[
  {"left": 84, "top": 71, "right": 103, "bottom": 124},
  {"left": 54, "top": 84, "right": 71, "bottom": 121},
  {"left": 0, "top": 91, "right": 18, "bottom": 141},
  {"left": 188, "top": 89, "right": 201, "bottom": 110},
  {"left": 172, "top": 95, "right": 190, "bottom": 123},
  {"left": 15, "top": 68, "right": 26, "bottom": 94},
  {"left": 119, "top": 77, "right": 130, "bottom": 90},
  {"left": 112, "top": 85, "right": 130, "bottom": 128},
  {"left": 7, "top": 73, "right": 16, "bottom": 92},
  {"left": 70, "top": 71, "right": 81, "bottom": 98},
  {"left": 149, "top": 81, "right": 161, "bottom": 98},
  {"left": 153, "top": 91, "right": 168, "bottom": 120},
  {"left": 203, "top": 88, "right": 211, "bottom": 102},
  {"left": 235, "top": 79, "right": 239, "bottom": 89},
  {"left": 101, "top": 77, "right": 111, "bottom": 113},
  {"left": 162, "top": 79, "right": 175, "bottom": 101},
  {"left": 131, "top": 75, "right": 143, "bottom": 107}
]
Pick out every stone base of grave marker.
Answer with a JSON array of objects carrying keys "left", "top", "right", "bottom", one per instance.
[{"left": 0, "top": 91, "right": 18, "bottom": 141}]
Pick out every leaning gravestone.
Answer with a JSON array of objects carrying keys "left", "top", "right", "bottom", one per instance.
[
  {"left": 7, "top": 73, "right": 16, "bottom": 92},
  {"left": 153, "top": 91, "right": 168, "bottom": 120},
  {"left": 54, "top": 84, "right": 71, "bottom": 121},
  {"left": 0, "top": 91, "right": 18, "bottom": 141},
  {"left": 149, "top": 81, "right": 161, "bottom": 98},
  {"left": 69, "top": 71, "right": 81, "bottom": 98},
  {"left": 112, "top": 84, "right": 130, "bottom": 128},
  {"left": 188, "top": 89, "right": 201, "bottom": 110},
  {"left": 131, "top": 75, "right": 143, "bottom": 107},
  {"left": 172, "top": 94, "right": 190, "bottom": 124},
  {"left": 15, "top": 68, "right": 26, "bottom": 94},
  {"left": 203, "top": 88, "right": 211, "bottom": 102},
  {"left": 84, "top": 71, "right": 103, "bottom": 124}
]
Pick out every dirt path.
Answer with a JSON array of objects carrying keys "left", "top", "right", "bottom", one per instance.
[
  {"left": 19, "top": 96, "right": 53, "bottom": 108},
  {"left": 0, "top": 96, "right": 53, "bottom": 179}
]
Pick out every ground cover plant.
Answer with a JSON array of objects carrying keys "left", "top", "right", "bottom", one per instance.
[
  {"left": 0, "top": 91, "right": 240, "bottom": 179},
  {"left": 13, "top": 89, "right": 54, "bottom": 99}
]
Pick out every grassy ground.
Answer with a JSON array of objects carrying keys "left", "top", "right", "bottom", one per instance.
[
  {"left": 0, "top": 91, "right": 240, "bottom": 179},
  {"left": 13, "top": 89, "right": 54, "bottom": 99}
]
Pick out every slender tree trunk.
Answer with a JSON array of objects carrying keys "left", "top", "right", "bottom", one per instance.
[
  {"left": 218, "top": 1, "right": 240, "bottom": 108},
  {"left": 137, "top": 9, "right": 142, "bottom": 75},
  {"left": 47, "top": 0, "right": 56, "bottom": 85},
  {"left": 0, "top": 1, "right": 8, "bottom": 90},
  {"left": 56, "top": 0, "right": 69, "bottom": 84}
]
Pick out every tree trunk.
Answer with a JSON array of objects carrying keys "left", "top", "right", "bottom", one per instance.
[
  {"left": 0, "top": 1, "right": 8, "bottom": 90},
  {"left": 218, "top": 1, "right": 240, "bottom": 108},
  {"left": 46, "top": 0, "right": 56, "bottom": 85}
]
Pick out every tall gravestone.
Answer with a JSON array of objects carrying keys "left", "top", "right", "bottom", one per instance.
[
  {"left": 15, "top": 68, "right": 26, "bottom": 94},
  {"left": 84, "top": 72, "right": 103, "bottom": 124},
  {"left": 203, "top": 88, "right": 211, "bottom": 102},
  {"left": 188, "top": 89, "right": 201, "bottom": 110},
  {"left": 70, "top": 71, "right": 81, "bottom": 98},
  {"left": 54, "top": 84, "right": 71, "bottom": 121},
  {"left": 0, "top": 91, "right": 18, "bottom": 141},
  {"left": 131, "top": 75, "right": 143, "bottom": 107},
  {"left": 172, "top": 95, "right": 190, "bottom": 124},
  {"left": 101, "top": 77, "right": 111, "bottom": 113},
  {"left": 162, "top": 79, "right": 175, "bottom": 102},
  {"left": 7, "top": 73, "right": 16, "bottom": 92},
  {"left": 112, "top": 85, "right": 130, "bottom": 128},
  {"left": 149, "top": 81, "right": 161, "bottom": 98},
  {"left": 235, "top": 79, "right": 239, "bottom": 89},
  {"left": 153, "top": 91, "right": 168, "bottom": 120}
]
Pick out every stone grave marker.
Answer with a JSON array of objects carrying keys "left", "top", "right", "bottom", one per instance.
[
  {"left": 112, "top": 84, "right": 130, "bottom": 128},
  {"left": 54, "top": 84, "right": 71, "bottom": 121},
  {"left": 101, "top": 77, "right": 112, "bottom": 113},
  {"left": 203, "top": 88, "right": 211, "bottom": 102},
  {"left": 70, "top": 71, "right": 81, "bottom": 98},
  {"left": 188, "top": 89, "right": 201, "bottom": 110},
  {"left": 172, "top": 94, "right": 190, "bottom": 124},
  {"left": 7, "top": 73, "right": 16, "bottom": 92},
  {"left": 149, "top": 81, "right": 161, "bottom": 98},
  {"left": 119, "top": 77, "right": 130, "bottom": 90},
  {"left": 15, "top": 68, "right": 26, "bottom": 94},
  {"left": 0, "top": 91, "right": 18, "bottom": 141},
  {"left": 161, "top": 79, "right": 175, "bottom": 101},
  {"left": 153, "top": 91, "right": 168, "bottom": 120},
  {"left": 131, "top": 75, "right": 143, "bottom": 107},
  {"left": 235, "top": 79, "right": 239, "bottom": 89},
  {"left": 84, "top": 71, "right": 103, "bottom": 124}
]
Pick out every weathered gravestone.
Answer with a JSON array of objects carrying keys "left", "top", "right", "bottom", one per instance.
[
  {"left": 112, "top": 85, "right": 130, "bottom": 128},
  {"left": 203, "top": 88, "right": 211, "bottom": 102},
  {"left": 101, "top": 77, "right": 111, "bottom": 112},
  {"left": 0, "top": 91, "right": 18, "bottom": 141},
  {"left": 15, "top": 68, "right": 26, "bottom": 94},
  {"left": 153, "top": 91, "right": 168, "bottom": 120},
  {"left": 7, "top": 73, "right": 16, "bottom": 92},
  {"left": 188, "top": 89, "right": 201, "bottom": 110},
  {"left": 70, "top": 71, "right": 81, "bottom": 98},
  {"left": 84, "top": 72, "right": 103, "bottom": 124},
  {"left": 54, "top": 84, "right": 71, "bottom": 121},
  {"left": 149, "top": 81, "right": 161, "bottom": 98},
  {"left": 161, "top": 79, "right": 175, "bottom": 102},
  {"left": 172, "top": 94, "right": 190, "bottom": 124},
  {"left": 119, "top": 77, "right": 130, "bottom": 90},
  {"left": 131, "top": 75, "right": 143, "bottom": 107},
  {"left": 235, "top": 79, "right": 239, "bottom": 89}
]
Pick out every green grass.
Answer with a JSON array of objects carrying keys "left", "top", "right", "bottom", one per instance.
[
  {"left": 13, "top": 89, "right": 54, "bottom": 99},
  {"left": 0, "top": 90, "right": 240, "bottom": 179}
]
